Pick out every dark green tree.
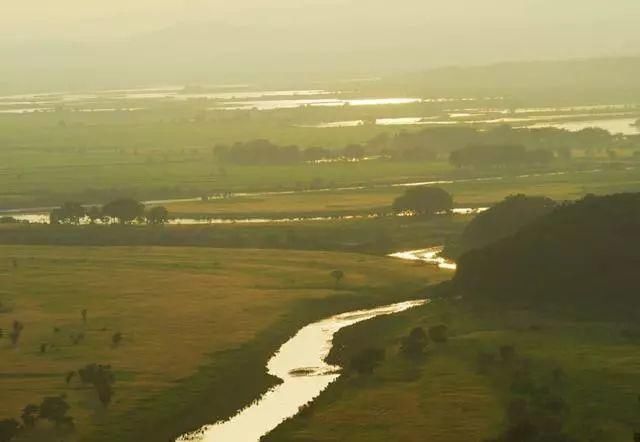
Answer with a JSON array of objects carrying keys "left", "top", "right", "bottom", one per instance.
[
  {"left": 102, "top": 198, "right": 144, "bottom": 224},
  {"left": 330, "top": 270, "right": 344, "bottom": 287},
  {"left": 401, "top": 327, "right": 429, "bottom": 358},
  {"left": 146, "top": 206, "right": 169, "bottom": 225},
  {"left": 428, "top": 325, "right": 449, "bottom": 343},
  {"left": 392, "top": 187, "right": 453, "bottom": 216},
  {"left": 20, "top": 404, "right": 39, "bottom": 429},
  {"left": 0, "top": 419, "right": 20, "bottom": 442},
  {"left": 49, "top": 201, "right": 86, "bottom": 225},
  {"left": 350, "top": 348, "right": 385, "bottom": 375},
  {"left": 449, "top": 194, "right": 556, "bottom": 257},
  {"left": 78, "top": 364, "right": 116, "bottom": 407},
  {"left": 38, "top": 396, "right": 71, "bottom": 428}
]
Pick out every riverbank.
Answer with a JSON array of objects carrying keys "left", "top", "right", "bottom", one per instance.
[
  {"left": 0, "top": 245, "right": 451, "bottom": 441},
  {"left": 265, "top": 296, "right": 640, "bottom": 441},
  {"left": 0, "top": 215, "right": 468, "bottom": 256},
  {"left": 177, "top": 300, "right": 428, "bottom": 442}
]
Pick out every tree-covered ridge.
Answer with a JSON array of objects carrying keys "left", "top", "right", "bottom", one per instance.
[
  {"left": 446, "top": 195, "right": 556, "bottom": 258},
  {"left": 453, "top": 193, "right": 640, "bottom": 318}
]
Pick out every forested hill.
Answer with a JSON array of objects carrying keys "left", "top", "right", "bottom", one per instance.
[
  {"left": 444, "top": 195, "right": 556, "bottom": 259},
  {"left": 453, "top": 193, "right": 640, "bottom": 318}
]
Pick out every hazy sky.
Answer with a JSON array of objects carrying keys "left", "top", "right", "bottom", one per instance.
[
  {"left": 2, "top": 1, "right": 640, "bottom": 90},
  {"left": 4, "top": 0, "right": 640, "bottom": 40}
]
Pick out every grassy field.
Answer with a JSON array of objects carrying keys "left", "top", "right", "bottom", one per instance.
[
  {"left": 0, "top": 245, "right": 451, "bottom": 441},
  {"left": 266, "top": 299, "right": 640, "bottom": 442},
  {"left": 2, "top": 98, "right": 639, "bottom": 211},
  {"left": 157, "top": 164, "right": 640, "bottom": 217},
  {"left": 0, "top": 154, "right": 454, "bottom": 209},
  {"left": 0, "top": 212, "right": 468, "bottom": 255},
  {"left": 162, "top": 188, "right": 398, "bottom": 216}
]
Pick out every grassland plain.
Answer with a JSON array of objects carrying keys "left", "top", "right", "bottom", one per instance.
[
  {"left": 158, "top": 163, "right": 640, "bottom": 217},
  {"left": 266, "top": 299, "right": 640, "bottom": 442},
  {"left": 0, "top": 245, "right": 451, "bottom": 441},
  {"left": 0, "top": 213, "right": 468, "bottom": 255},
  {"left": 3, "top": 98, "right": 639, "bottom": 210}
]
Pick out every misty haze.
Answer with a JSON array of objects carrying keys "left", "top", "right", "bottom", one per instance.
[{"left": 1, "top": 2, "right": 640, "bottom": 442}]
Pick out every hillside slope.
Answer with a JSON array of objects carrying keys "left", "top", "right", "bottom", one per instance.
[{"left": 453, "top": 193, "right": 640, "bottom": 317}]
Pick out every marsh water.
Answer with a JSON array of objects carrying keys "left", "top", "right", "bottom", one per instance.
[{"left": 176, "top": 299, "right": 429, "bottom": 442}]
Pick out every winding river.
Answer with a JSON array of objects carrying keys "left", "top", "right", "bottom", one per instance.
[
  {"left": 176, "top": 247, "right": 454, "bottom": 442},
  {"left": 177, "top": 300, "right": 428, "bottom": 442}
]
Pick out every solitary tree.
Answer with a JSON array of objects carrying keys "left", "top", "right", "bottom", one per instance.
[
  {"left": 95, "top": 379, "right": 114, "bottom": 407},
  {"left": 146, "top": 206, "right": 169, "bottom": 225},
  {"left": 9, "top": 321, "right": 24, "bottom": 347},
  {"left": 350, "top": 348, "right": 385, "bottom": 375},
  {"left": 78, "top": 364, "right": 115, "bottom": 407},
  {"left": 428, "top": 324, "right": 449, "bottom": 343},
  {"left": 49, "top": 201, "right": 86, "bottom": 225},
  {"left": 392, "top": 187, "right": 453, "bottom": 216},
  {"left": 401, "top": 327, "right": 429, "bottom": 358},
  {"left": 330, "top": 270, "right": 344, "bottom": 287},
  {"left": 102, "top": 198, "right": 144, "bottom": 224},
  {"left": 65, "top": 371, "right": 75, "bottom": 385},
  {"left": 38, "top": 396, "right": 71, "bottom": 428},
  {"left": 21, "top": 404, "right": 39, "bottom": 429}
]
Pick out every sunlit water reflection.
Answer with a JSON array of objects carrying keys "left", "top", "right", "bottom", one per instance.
[
  {"left": 176, "top": 299, "right": 428, "bottom": 442},
  {"left": 4, "top": 209, "right": 487, "bottom": 226},
  {"left": 388, "top": 246, "right": 457, "bottom": 270}
]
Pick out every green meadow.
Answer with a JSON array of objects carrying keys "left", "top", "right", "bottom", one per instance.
[
  {"left": 266, "top": 299, "right": 640, "bottom": 441},
  {"left": 0, "top": 246, "right": 451, "bottom": 441}
]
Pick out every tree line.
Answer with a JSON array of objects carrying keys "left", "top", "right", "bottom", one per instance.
[
  {"left": 212, "top": 125, "right": 628, "bottom": 166},
  {"left": 213, "top": 139, "right": 366, "bottom": 165},
  {"left": 50, "top": 199, "right": 169, "bottom": 225}
]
